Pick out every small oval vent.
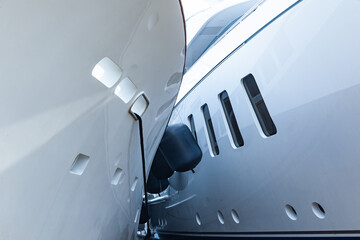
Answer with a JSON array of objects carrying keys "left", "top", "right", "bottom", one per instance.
[{"left": 70, "top": 154, "right": 90, "bottom": 176}]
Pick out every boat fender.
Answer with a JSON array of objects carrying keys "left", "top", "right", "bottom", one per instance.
[
  {"left": 159, "top": 124, "right": 202, "bottom": 172},
  {"left": 146, "top": 171, "right": 169, "bottom": 194},
  {"left": 150, "top": 148, "right": 174, "bottom": 180}
]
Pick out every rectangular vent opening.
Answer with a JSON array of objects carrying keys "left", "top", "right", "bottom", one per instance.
[
  {"left": 188, "top": 114, "right": 198, "bottom": 143},
  {"left": 70, "top": 154, "right": 90, "bottom": 175},
  {"left": 131, "top": 177, "right": 138, "bottom": 192},
  {"left": 242, "top": 74, "right": 277, "bottom": 137},
  {"left": 111, "top": 168, "right": 124, "bottom": 185},
  {"left": 201, "top": 104, "right": 219, "bottom": 156},
  {"left": 219, "top": 91, "right": 244, "bottom": 147}
]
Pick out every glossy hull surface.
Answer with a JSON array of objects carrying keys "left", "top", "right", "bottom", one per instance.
[
  {"left": 0, "top": 1, "right": 186, "bottom": 239},
  {"left": 150, "top": 0, "right": 360, "bottom": 238}
]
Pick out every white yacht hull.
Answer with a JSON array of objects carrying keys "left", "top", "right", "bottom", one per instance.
[
  {"left": 0, "top": 1, "right": 186, "bottom": 239},
  {"left": 150, "top": 0, "right": 360, "bottom": 238}
]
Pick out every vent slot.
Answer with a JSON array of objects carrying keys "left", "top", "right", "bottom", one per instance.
[
  {"left": 111, "top": 168, "right": 124, "bottom": 185},
  {"left": 219, "top": 91, "right": 244, "bottom": 147},
  {"left": 202, "top": 104, "right": 219, "bottom": 156},
  {"left": 195, "top": 213, "right": 201, "bottom": 225},
  {"left": 242, "top": 74, "right": 277, "bottom": 136},
  {"left": 131, "top": 177, "right": 139, "bottom": 191},
  {"left": 285, "top": 204, "right": 298, "bottom": 221},
  {"left": 188, "top": 114, "right": 198, "bottom": 142},
  {"left": 312, "top": 202, "right": 325, "bottom": 219},
  {"left": 217, "top": 210, "right": 225, "bottom": 224},
  {"left": 70, "top": 154, "right": 90, "bottom": 176}
]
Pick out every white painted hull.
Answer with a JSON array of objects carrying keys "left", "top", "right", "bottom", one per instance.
[
  {"left": 150, "top": 0, "right": 360, "bottom": 238},
  {"left": 0, "top": 1, "right": 185, "bottom": 239}
]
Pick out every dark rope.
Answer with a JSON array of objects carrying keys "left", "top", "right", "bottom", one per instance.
[{"left": 135, "top": 113, "right": 151, "bottom": 239}]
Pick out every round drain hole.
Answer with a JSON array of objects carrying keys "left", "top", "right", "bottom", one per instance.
[
  {"left": 312, "top": 202, "right": 325, "bottom": 219},
  {"left": 285, "top": 204, "right": 298, "bottom": 220},
  {"left": 231, "top": 209, "right": 240, "bottom": 224},
  {"left": 195, "top": 213, "right": 201, "bottom": 225},
  {"left": 217, "top": 210, "right": 225, "bottom": 224}
]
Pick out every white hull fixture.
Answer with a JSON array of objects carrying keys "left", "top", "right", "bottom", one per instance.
[
  {"left": 149, "top": 0, "right": 360, "bottom": 238},
  {"left": 0, "top": 1, "right": 185, "bottom": 239}
]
